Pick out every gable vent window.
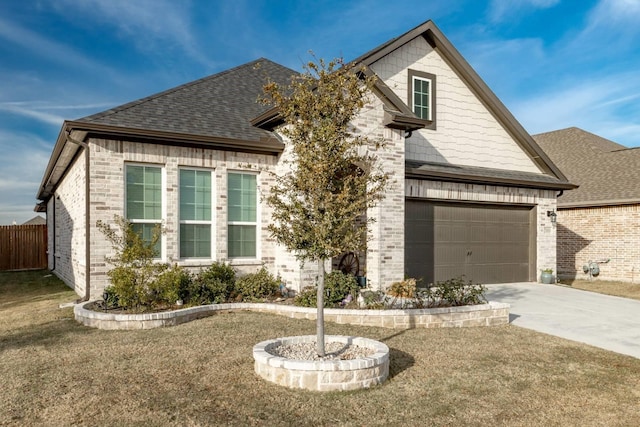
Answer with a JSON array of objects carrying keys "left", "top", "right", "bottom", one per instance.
[{"left": 408, "top": 69, "right": 436, "bottom": 129}]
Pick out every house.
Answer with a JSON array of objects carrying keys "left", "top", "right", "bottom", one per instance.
[
  {"left": 22, "top": 216, "right": 46, "bottom": 225},
  {"left": 533, "top": 127, "right": 640, "bottom": 282},
  {"left": 35, "top": 20, "right": 574, "bottom": 300}
]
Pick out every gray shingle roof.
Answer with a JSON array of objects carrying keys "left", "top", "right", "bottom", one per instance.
[
  {"left": 533, "top": 127, "right": 640, "bottom": 207},
  {"left": 79, "top": 58, "right": 297, "bottom": 143}
]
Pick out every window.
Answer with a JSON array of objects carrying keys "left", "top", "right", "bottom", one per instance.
[
  {"left": 408, "top": 70, "right": 436, "bottom": 129},
  {"left": 227, "top": 173, "right": 257, "bottom": 258},
  {"left": 179, "top": 169, "right": 213, "bottom": 258},
  {"left": 125, "top": 164, "right": 163, "bottom": 257}
]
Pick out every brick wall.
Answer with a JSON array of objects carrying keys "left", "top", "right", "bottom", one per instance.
[
  {"left": 557, "top": 204, "right": 640, "bottom": 282},
  {"left": 87, "top": 138, "right": 280, "bottom": 298},
  {"left": 51, "top": 149, "right": 87, "bottom": 296}
]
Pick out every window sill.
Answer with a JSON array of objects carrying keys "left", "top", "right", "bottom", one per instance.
[{"left": 229, "top": 258, "right": 263, "bottom": 266}]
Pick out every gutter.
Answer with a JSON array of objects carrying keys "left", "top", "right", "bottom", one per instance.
[{"left": 66, "top": 131, "right": 92, "bottom": 303}]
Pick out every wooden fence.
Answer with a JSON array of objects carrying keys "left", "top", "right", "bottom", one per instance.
[{"left": 0, "top": 224, "right": 48, "bottom": 271}]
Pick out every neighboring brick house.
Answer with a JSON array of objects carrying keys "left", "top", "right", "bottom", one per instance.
[
  {"left": 534, "top": 127, "right": 640, "bottom": 282},
  {"left": 35, "top": 20, "right": 573, "bottom": 300}
]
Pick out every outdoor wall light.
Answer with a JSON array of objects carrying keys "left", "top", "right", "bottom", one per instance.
[{"left": 547, "top": 210, "right": 557, "bottom": 224}]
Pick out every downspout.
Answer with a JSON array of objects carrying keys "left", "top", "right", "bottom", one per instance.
[
  {"left": 66, "top": 131, "right": 92, "bottom": 302},
  {"left": 51, "top": 196, "right": 56, "bottom": 272}
]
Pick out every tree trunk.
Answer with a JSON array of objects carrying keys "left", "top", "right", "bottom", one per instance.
[{"left": 316, "top": 258, "right": 325, "bottom": 357}]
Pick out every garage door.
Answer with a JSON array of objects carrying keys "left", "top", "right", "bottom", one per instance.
[{"left": 405, "top": 200, "right": 534, "bottom": 285}]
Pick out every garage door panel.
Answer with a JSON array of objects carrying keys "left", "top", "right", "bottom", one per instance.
[{"left": 406, "top": 200, "right": 533, "bottom": 285}]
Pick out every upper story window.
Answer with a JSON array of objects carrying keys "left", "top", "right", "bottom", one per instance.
[
  {"left": 179, "top": 168, "right": 213, "bottom": 259},
  {"left": 125, "top": 164, "right": 163, "bottom": 257},
  {"left": 408, "top": 69, "right": 436, "bottom": 129},
  {"left": 227, "top": 172, "right": 257, "bottom": 259}
]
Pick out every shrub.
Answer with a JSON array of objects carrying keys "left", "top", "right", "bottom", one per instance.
[
  {"left": 97, "top": 216, "right": 165, "bottom": 311},
  {"left": 188, "top": 262, "right": 236, "bottom": 304},
  {"left": 293, "top": 286, "right": 317, "bottom": 307},
  {"left": 325, "top": 271, "right": 358, "bottom": 306},
  {"left": 148, "top": 264, "right": 191, "bottom": 307},
  {"left": 293, "top": 271, "right": 358, "bottom": 308},
  {"left": 235, "top": 267, "right": 279, "bottom": 301},
  {"left": 387, "top": 278, "right": 417, "bottom": 298},
  {"left": 421, "top": 276, "right": 487, "bottom": 307}
]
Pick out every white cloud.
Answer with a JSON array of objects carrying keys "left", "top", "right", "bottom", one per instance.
[
  {"left": 0, "top": 132, "right": 51, "bottom": 224},
  {"left": 56, "top": 0, "right": 214, "bottom": 67},
  {"left": 0, "top": 17, "right": 108, "bottom": 72},
  {"left": 511, "top": 72, "right": 640, "bottom": 147},
  {"left": 488, "top": 0, "right": 560, "bottom": 23}
]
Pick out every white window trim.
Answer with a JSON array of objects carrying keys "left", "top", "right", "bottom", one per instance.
[
  {"left": 178, "top": 167, "right": 215, "bottom": 261},
  {"left": 124, "top": 162, "right": 166, "bottom": 261},
  {"left": 412, "top": 75, "right": 432, "bottom": 121},
  {"left": 227, "top": 170, "right": 260, "bottom": 261}
]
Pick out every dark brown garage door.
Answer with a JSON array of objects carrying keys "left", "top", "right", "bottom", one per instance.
[{"left": 405, "top": 200, "right": 535, "bottom": 285}]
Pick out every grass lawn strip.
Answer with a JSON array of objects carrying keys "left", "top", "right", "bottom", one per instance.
[
  {"left": 1, "top": 270, "right": 639, "bottom": 426},
  {"left": 559, "top": 279, "right": 640, "bottom": 301}
]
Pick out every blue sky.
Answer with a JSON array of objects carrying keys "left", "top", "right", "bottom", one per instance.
[{"left": 1, "top": 0, "right": 639, "bottom": 225}]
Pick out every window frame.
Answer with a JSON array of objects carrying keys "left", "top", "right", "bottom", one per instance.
[
  {"left": 408, "top": 69, "right": 437, "bottom": 130},
  {"left": 124, "top": 163, "right": 165, "bottom": 260},
  {"left": 178, "top": 167, "right": 215, "bottom": 260},
  {"left": 227, "top": 171, "right": 260, "bottom": 261}
]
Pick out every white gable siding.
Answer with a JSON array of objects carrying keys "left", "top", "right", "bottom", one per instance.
[{"left": 370, "top": 36, "right": 541, "bottom": 174}]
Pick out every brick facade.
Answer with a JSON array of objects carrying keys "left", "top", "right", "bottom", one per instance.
[
  {"left": 557, "top": 205, "right": 640, "bottom": 282},
  {"left": 49, "top": 150, "right": 87, "bottom": 296}
]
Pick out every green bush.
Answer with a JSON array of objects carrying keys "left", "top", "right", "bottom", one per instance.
[
  {"left": 293, "top": 271, "right": 358, "bottom": 308},
  {"left": 235, "top": 267, "right": 279, "bottom": 301},
  {"left": 98, "top": 216, "right": 165, "bottom": 311},
  {"left": 293, "top": 286, "right": 317, "bottom": 307},
  {"left": 325, "top": 271, "right": 358, "bottom": 306},
  {"left": 148, "top": 264, "right": 191, "bottom": 307},
  {"left": 187, "top": 262, "right": 236, "bottom": 304}
]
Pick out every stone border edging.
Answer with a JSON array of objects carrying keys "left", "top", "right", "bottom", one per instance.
[
  {"left": 253, "top": 335, "right": 389, "bottom": 391},
  {"left": 74, "top": 300, "right": 510, "bottom": 330}
]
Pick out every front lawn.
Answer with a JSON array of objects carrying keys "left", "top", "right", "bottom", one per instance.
[
  {"left": 559, "top": 279, "right": 640, "bottom": 301},
  {"left": 1, "top": 270, "right": 639, "bottom": 426}
]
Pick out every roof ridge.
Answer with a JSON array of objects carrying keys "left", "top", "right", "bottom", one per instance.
[{"left": 80, "top": 58, "right": 284, "bottom": 123}]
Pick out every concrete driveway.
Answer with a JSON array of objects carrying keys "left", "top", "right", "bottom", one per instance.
[{"left": 485, "top": 282, "right": 640, "bottom": 359}]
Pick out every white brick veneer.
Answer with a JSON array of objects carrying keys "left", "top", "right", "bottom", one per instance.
[{"left": 50, "top": 151, "right": 87, "bottom": 296}]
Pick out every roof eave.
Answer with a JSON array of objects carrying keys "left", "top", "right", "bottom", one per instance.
[
  {"left": 558, "top": 198, "right": 640, "bottom": 209},
  {"left": 406, "top": 167, "right": 578, "bottom": 191},
  {"left": 36, "top": 121, "right": 284, "bottom": 202}
]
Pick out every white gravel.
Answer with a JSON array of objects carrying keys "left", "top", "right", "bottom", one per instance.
[{"left": 269, "top": 341, "right": 374, "bottom": 361}]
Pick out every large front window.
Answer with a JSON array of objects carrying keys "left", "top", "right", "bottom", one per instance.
[
  {"left": 179, "top": 169, "right": 213, "bottom": 258},
  {"left": 227, "top": 173, "right": 257, "bottom": 258},
  {"left": 125, "top": 164, "right": 163, "bottom": 257}
]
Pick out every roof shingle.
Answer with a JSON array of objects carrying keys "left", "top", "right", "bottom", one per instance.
[
  {"left": 79, "top": 58, "right": 297, "bottom": 143},
  {"left": 533, "top": 127, "right": 640, "bottom": 207}
]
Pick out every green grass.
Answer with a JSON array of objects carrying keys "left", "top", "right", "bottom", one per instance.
[
  {"left": 2, "top": 270, "right": 640, "bottom": 426},
  {"left": 558, "top": 279, "right": 640, "bottom": 301}
]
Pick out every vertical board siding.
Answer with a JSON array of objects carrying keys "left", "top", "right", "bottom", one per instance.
[{"left": 0, "top": 225, "right": 48, "bottom": 271}]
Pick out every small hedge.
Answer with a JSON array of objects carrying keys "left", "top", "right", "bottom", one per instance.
[
  {"left": 235, "top": 267, "right": 280, "bottom": 301},
  {"left": 294, "top": 271, "right": 358, "bottom": 308}
]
